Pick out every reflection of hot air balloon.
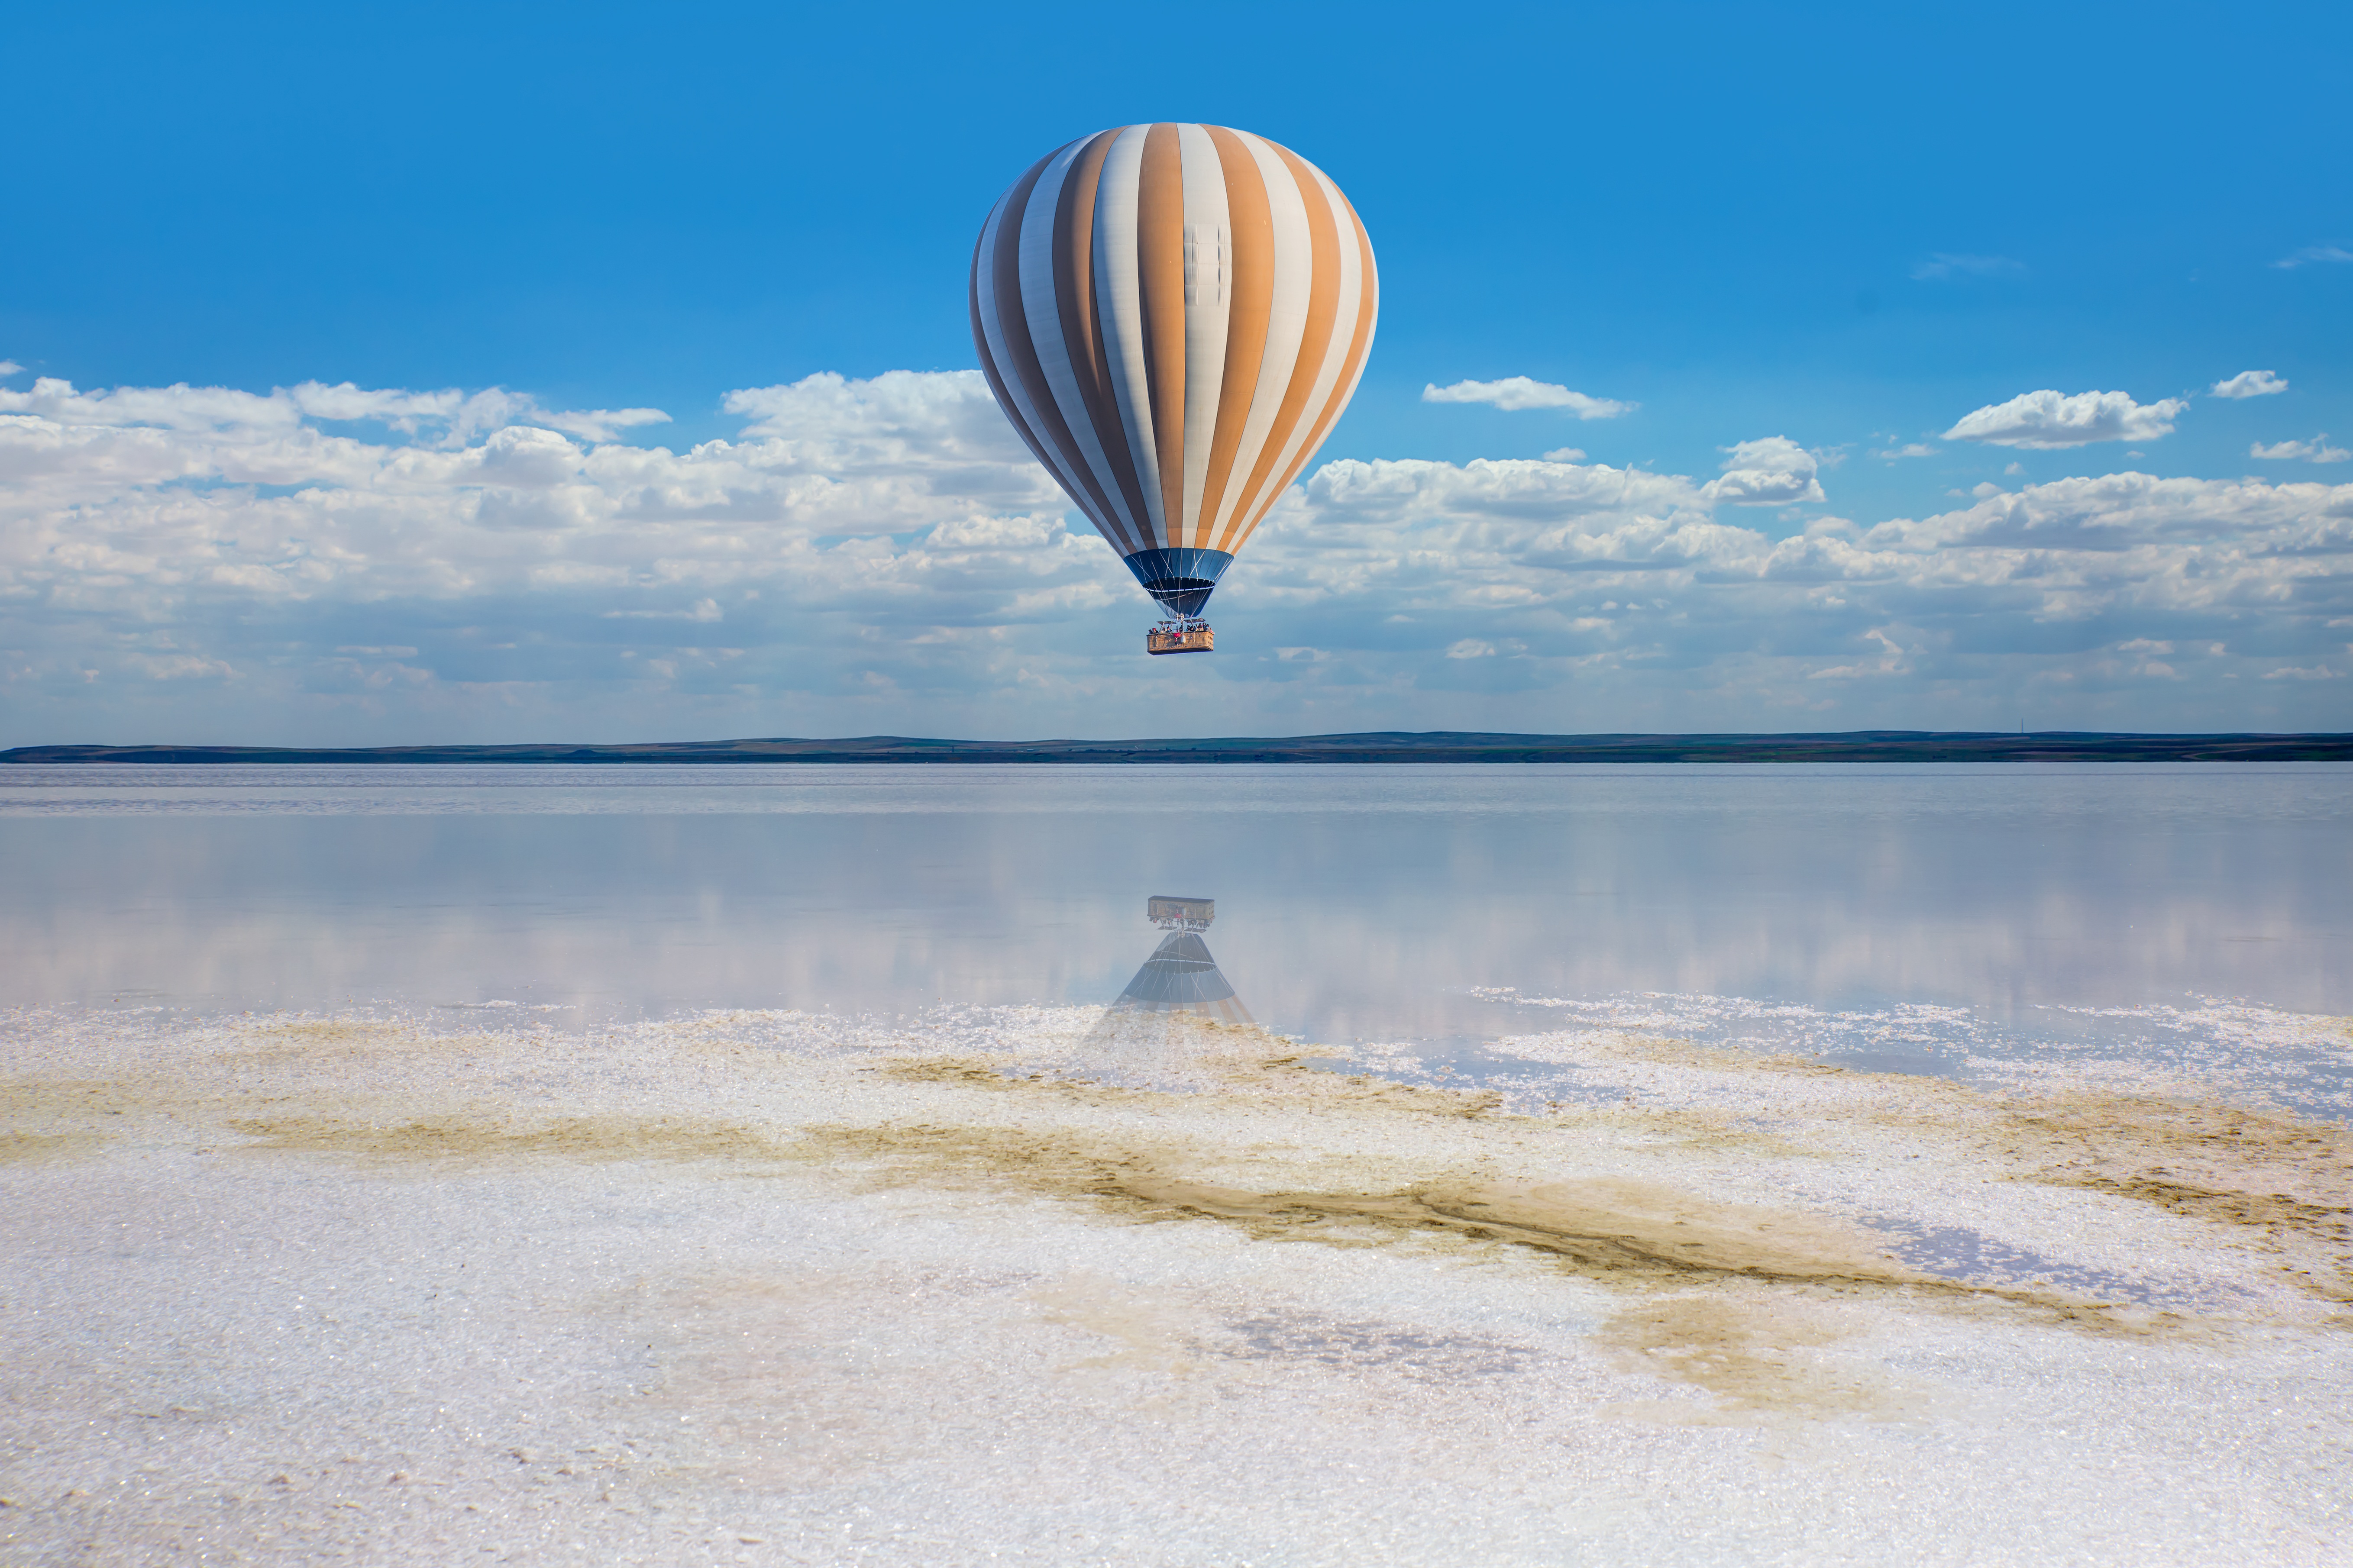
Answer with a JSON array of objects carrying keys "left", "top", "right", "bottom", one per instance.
[
  {"left": 1114, "top": 896, "right": 1252, "bottom": 1025},
  {"left": 1084, "top": 896, "right": 1254, "bottom": 1076},
  {"left": 971, "top": 125, "right": 1378, "bottom": 655}
]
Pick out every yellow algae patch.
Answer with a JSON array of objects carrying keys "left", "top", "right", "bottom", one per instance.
[
  {"left": 0, "top": 1076, "right": 158, "bottom": 1122},
  {"left": 792, "top": 1120, "right": 2170, "bottom": 1338},
  {"left": 798, "top": 1122, "right": 1128, "bottom": 1197},
  {"left": 1109, "top": 1173, "right": 1930, "bottom": 1290},
  {"left": 1579, "top": 1032, "right": 1849, "bottom": 1076},
  {"left": 2004, "top": 1094, "right": 2351, "bottom": 1204},
  {"left": 1595, "top": 1103, "right": 1824, "bottom": 1158},
  {"left": 879, "top": 1049, "right": 1510, "bottom": 1121},
  {"left": 1441, "top": 1179, "right": 1912, "bottom": 1280},
  {"left": 2057, "top": 1174, "right": 2348, "bottom": 1238},
  {"left": 222, "top": 1019, "right": 506, "bottom": 1070},
  {"left": 877, "top": 1056, "right": 1019, "bottom": 1086},
  {"left": 1027, "top": 1272, "right": 1206, "bottom": 1376},
  {"left": 1599, "top": 1292, "right": 1924, "bottom": 1423},
  {"left": 1986, "top": 1094, "right": 2353, "bottom": 1303},
  {"left": 227, "top": 1113, "right": 795, "bottom": 1166},
  {"left": 0, "top": 1129, "right": 106, "bottom": 1165},
  {"left": 0, "top": 1078, "right": 162, "bottom": 1161}
]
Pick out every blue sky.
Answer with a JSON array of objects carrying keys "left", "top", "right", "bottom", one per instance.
[{"left": 4, "top": 0, "right": 2349, "bottom": 743}]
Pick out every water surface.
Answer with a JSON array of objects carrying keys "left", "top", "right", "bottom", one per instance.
[{"left": 5, "top": 761, "right": 2346, "bottom": 1107}]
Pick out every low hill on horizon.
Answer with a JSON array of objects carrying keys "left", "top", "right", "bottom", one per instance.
[{"left": 6, "top": 730, "right": 2349, "bottom": 764}]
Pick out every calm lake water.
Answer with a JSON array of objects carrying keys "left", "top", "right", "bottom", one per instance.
[{"left": 4, "top": 761, "right": 2347, "bottom": 1103}]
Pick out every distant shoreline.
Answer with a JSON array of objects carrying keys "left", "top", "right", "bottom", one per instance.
[{"left": 5, "top": 732, "right": 2350, "bottom": 764}]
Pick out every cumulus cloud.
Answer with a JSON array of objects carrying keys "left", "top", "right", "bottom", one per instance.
[
  {"left": 538, "top": 407, "right": 674, "bottom": 442},
  {"left": 2272, "top": 245, "right": 2353, "bottom": 269},
  {"left": 1910, "top": 254, "right": 2026, "bottom": 281},
  {"left": 1809, "top": 627, "right": 1910, "bottom": 680},
  {"left": 0, "top": 367, "right": 1078, "bottom": 722},
  {"left": 1422, "top": 377, "right": 1635, "bottom": 418},
  {"left": 0, "top": 375, "right": 672, "bottom": 449},
  {"left": 1700, "top": 437, "right": 1824, "bottom": 506},
  {"left": 2250, "top": 435, "right": 2350, "bottom": 463},
  {"left": 1942, "top": 389, "right": 2187, "bottom": 449},
  {"left": 2210, "top": 369, "right": 2288, "bottom": 399},
  {"left": 1254, "top": 457, "right": 2353, "bottom": 710},
  {"left": 5, "top": 367, "right": 2351, "bottom": 739}
]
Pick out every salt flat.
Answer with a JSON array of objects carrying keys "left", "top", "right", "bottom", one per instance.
[{"left": 4, "top": 1002, "right": 2347, "bottom": 1566}]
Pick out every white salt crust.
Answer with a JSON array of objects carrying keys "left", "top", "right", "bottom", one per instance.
[{"left": 1, "top": 1003, "right": 2348, "bottom": 1566}]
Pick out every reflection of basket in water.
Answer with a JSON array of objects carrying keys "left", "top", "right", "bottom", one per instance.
[{"left": 1147, "top": 896, "right": 1215, "bottom": 929}]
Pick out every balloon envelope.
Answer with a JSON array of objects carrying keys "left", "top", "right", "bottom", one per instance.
[{"left": 970, "top": 124, "right": 1377, "bottom": 623}]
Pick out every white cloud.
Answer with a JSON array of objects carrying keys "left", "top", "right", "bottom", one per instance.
[
  {"left": 605, "top": 598, "right": 724, "bottom": 622},
  {"left": 1252, "top": 456, "right": 2353, "bottom": 699},
  {"left": 0, "top": 360, "right": 22, "bottom": 378},
  {"left": 538, "top": 407, "right": 673, "bottom": 443},
  {"left": 1700, "top": 437, "right": 1824, "bottom": 506},
  {"left": 1910, "top": 254, "right": 2026, "bottom": 281},
  {"left": 285, "top": 381, "right": 469, "bottom": 429},
  {"left": 1875, "top": 443, "right": 1938, "bottom": 459},
  {"left": 1942, "top": 389, "right": 2187, "bottom": 449},
  {"left": 2210, "top": 369, "right": 2288, "bottom": 399},
  {"left": 1257, "top": 459, "right": 2353, "bottom": 713},
  {"left": 6, "top": 367, "right": 2351, "bottom": 740},
  {"left": 1540, "top": 447, "right": 1585, "bottom": 462},
  {"left": 470, "top": 424, "right": 583, "bottom": 487},
  {"left": 2272, "top": 245, "right": 2353, "bottom": 270},
  {"left": 1422, "top": 377, "right": 1635, "bottom": 418},
  {"left": 2250, "top": 435, "right": 2351, "bottom": 463},
  {"left": 1809, "top": 627, "right": 1910, "bottom": 680},
  {"left": 0, "top": 375, "right": 670, "bottom": 449}
]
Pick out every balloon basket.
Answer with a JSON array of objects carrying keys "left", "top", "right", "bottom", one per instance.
[{"left": 1146, "top": 619, "right": 1215, "bottom": 656}]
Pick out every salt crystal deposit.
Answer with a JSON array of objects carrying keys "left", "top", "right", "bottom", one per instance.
[{"left": 4, "top": 999, "right": 2348, "bottom": 1565}]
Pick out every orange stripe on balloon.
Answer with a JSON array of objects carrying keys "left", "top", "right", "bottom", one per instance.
[
  {"left": 1235, "top": 189, "right": 1378, "bottom": 552},
  {"left": 1135, "top": 124, "right": 1189, "bottom": 545},
  {"left": 1220, "top": 139, "right": 1341, "bottom": 548},
  {"left": 1197, "top": 125, "right": 1273, "bottom": 552}
]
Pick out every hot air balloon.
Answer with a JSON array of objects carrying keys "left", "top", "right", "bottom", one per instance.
[{"left": 970, "top": 124, "right": 1377, "bottom": 655}]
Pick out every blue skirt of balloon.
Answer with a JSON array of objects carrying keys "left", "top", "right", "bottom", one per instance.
[{"left": 1122, "top": 548, "right": 1233, "bottom": 619}]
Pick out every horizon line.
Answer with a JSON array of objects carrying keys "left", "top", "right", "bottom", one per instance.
[{"left": 7, "top": 729, "right": 2350, "bottom": 765}]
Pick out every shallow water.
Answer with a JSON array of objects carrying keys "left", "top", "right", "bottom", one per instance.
[
  {"left": 5, "top": 762, "right": 2349, "bottom": 1092},
  {"left": 3, "top": 763, "right": 2349, "bottom": 1565}
]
